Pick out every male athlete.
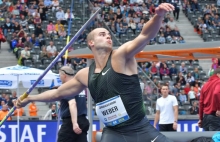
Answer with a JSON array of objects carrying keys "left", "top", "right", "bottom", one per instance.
[{"left": 17, "top": 3, "right": 174, "bottom": 142}]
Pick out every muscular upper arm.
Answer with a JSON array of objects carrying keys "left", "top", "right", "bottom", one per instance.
[
  {"left": 56, "top": 68, "right": 88, "bottom": 100},
  {"left": 116, "top": 34, "right": 148, "bottom": 60}
]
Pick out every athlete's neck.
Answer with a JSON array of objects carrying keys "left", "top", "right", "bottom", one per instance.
[{"left": 93, "top": 48, "right": 112, "bottom": 70}]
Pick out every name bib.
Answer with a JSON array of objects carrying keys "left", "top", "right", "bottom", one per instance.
[{"left": 96, "top": 96, "right": 130, "bottom": 127}]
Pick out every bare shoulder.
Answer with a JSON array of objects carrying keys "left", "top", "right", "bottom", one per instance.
[
  {"left": 75, "top": 67, "right": 89, "bottom": 87},
  {"left": 111, "top": 47, "right": 137, "bottom": 75},
  {"left": 113, "top": 41, "right": 132, "bottom": 57}
]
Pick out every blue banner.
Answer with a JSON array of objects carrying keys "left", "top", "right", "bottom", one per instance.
[{"left": 0, "top": 120, "right": 202, "bottom": 142}]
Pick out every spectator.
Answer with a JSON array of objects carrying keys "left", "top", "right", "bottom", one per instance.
[
  {"left": 29, "top": 101, "right": 38, "bottom": 116},
  {"left": 164, "top": 27, "right": 173, "bottom": 42},
  {"left": 72, "top": 58, "right": 83, "bottom": 70},
  {"left": 81, "top": 58, "right": 87, "bottom": 68},
  {"left": 149, "top": 4, "right": 155, "bottom": 15},
  {"left": 38, "top": 34, "right": 46, "bottom": 47},
  {"left": 55, "top": 20, "right": 64, "bottom": 35},
  {"left": 161, "top": 20, "right": 167, "bottom": 30},
  {"left": 30, "top": 34, "right": 40, "bottom": 47},
  {"left": 159, "top": 64, "right": 170, "bottom": 80},
  {"left": 24, "top": 36, "right": 33, "bottom": 49},
  {"left": 217, "top": 0, "right": 220, "bottom": 7},
  {"left": 0, "top": 100, "right": 5, "bottom": 110},
  {"left": 47, "top": 21, "right": 56, "bottom": 38},
  {"left": 5, "top": 94, "right": 12, "bottom": 104},
  {"left": 117, "top": 23, "right": 126, "bottom": 38},
  {"left": 167, "top": 17, "right": 177, "bottom": 31},
  {"left": 1, "top": 93, "right": 6, "bottom": 100},
  {"left": 9, "top": 34, "right": 18, "bottom": 52},
  {"left": 122, "top": 18, "right": 128, "bottom": 30},
  {"left": 164, "top": 13, "right": 171, "bottom": 23},
  {"left": 0, "top": 0, "right": 7, "bottom": 12},
  {"left": 13, "top": 21, "right": 21, "bottom": 33},
  {"left": 20, "top": 46, "right": 31, "bottom": 66},
  {"left": 19, "top": 15, "right": 28, "bottom": 29},
  {"left": 192, "top": 67, "right": 200, "bottom": 80},
  {"left": 46, "top": 41, "right": 57, "bottom": 58},
  {"left": 211, "top": 58, "right": 218, "bottom": 70},
  {"left": 33, "top": 13, "right": 42, "bottom": 26},
  {"left": 27, "top": 12, "right": 34, "bottom": 25},
  {"left": 14, "top": 39, "right": 24, "bottom": 58},
  {"left": 194, "top": 83, "right": 201, "bottom": 99},
  {"left": 188, "top": 86, "right": 196, "bottom": 105},
  {"left": 176, "top": 72, "right": 186, "bottom": 85},
  {"left": 0, "top": 105, "right": 11, "bottom": 120},
  {"left": 191, "top": 0, "right": 200, "bottom": 12},
  {"left": 199, "top": 19, "right": 207, "bottom": 33},
  {"left": 184, "top": 83, "right": 191, "bottom": 100},
  {"left": 172, "top": 82, "right": 181, "bottom": 97},
  {"left": 189, "top": 101, "right": 199, "bottom": 115},
  {"left": 158, "top": 33, "right": 166, "bottom": 44},
  {"left": 179, "top": 90, "right": 187, "bottom": 106},
  {"left": 77, "top": 32, "right": 87, "bottom": 43},
  {"left": 64, "top": 9, "right": 74, "bottom": 21},
  {"left": 11, "top": 91, "right": 17, "bottom": 101},
  {"left": 20, "top": 5, "right": 28, "bottom": 17},
  {"left": 170, "top": 36, "right": 178, "bottom": 44},
  {"left": 149, "top": 62, "right": 158, "bottom": 76},
  {"left": 137, "top": 19, "right": 145, "bottom": 30},
  {"left": 17, "top": 28, "right": 27, "bottom": 42},
  {"left": 186, "top": 72, "right": 195, "bottom": 86},
  {"left": 179, "top": 62, "right": 187, "bottom": 75},
  {"left": 39, "top": 8, "right": 47, "bottom": 21},
  {"left": 44, "top": 0, "right": 52, "bottom": 8},
  {"left": 211, "top": 4, "right": 218, "bottom": 14},
  {"left": 169, "top": 64, "right": 178, "bottom": 80},
  {"left": 58, "top": 26, "right": 66, "bottom": 39},
  {"left": 2, "top": 18, "right": 14, "bottom": 37},
  {"left": 32, "top": 1, "right": 38, "bottom": 9},
  {"left": 172, "top": 0, "right": 180, "bottom": 21},
  {"left": 212, "top": 14, "right": 220, "bottom": 29},
  {"left": 128, "top": 19, "right": 136, "bottom": 34},
  {"left": 43, "top": 104, "right": 57, "bottom": 120},
  {"left": 52, "top": 0, "right": 59, "bottom": 11},
  {"left": 34, "top": 24, "right": 44, "bottom": 37},
  {"left": 56, "top": 7, "right": 66, "bottom": 25},
  {"left": 172, "top": 27, "right": 181, "bottom": 38},
  {"left": 109, "top": 21, "right": 116, "bottom": 34},
  {"left": 5, "top": 7, "right": 13, "bottom": 18},
  {"left": 178, "top": 36, "right": 185, "bottom": 43},
  {"left": 40, "top": 46, "right": 48, "bottom": 58},
  {"left": 133, "top": 14, "right": 140, "bottom": 25},
  {"left": 32, "top": 9, "right": 40, "bottom": 17}
]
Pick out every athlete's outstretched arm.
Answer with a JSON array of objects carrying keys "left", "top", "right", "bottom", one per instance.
[
  {"left": 117, "top": 3, "right": 174, "bottom": 59},
  {"left": 17, "top": 69, "right": 88, "bottom": 107}
]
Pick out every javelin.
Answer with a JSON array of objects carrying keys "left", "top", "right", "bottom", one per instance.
[{"left": 0, "top": 8, "right": 101, "bottom": 127}]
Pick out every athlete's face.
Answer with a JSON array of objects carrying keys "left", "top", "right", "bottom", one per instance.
[
  {"left": 161, "top": 86, "right": 169, "bottom": 96},
  {"left": 89, "top": 28, "right": 112, "bottom": 50}
]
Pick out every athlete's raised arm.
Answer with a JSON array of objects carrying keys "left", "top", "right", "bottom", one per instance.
[{"left": 117, "top": 3, "right": 174, "bottom": 59}]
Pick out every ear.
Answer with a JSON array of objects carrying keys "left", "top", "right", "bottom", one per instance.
[{"left": 88, "top": 40, "right": 94, "bottom": 48}]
